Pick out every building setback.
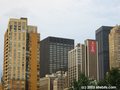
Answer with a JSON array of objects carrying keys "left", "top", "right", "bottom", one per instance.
[
  {"left": 109, "top": 25, "right": 120, "bottom": 70},
  {"left": 85, "top": 39, "right": 99, "bottom": 80},
  {"left": 3, "top": 18, "right": 40, "bottom": 90},
  {"left": 68, "top": 43, "right": 85, "bottom": 86},
  {"left": 40, "top": 37, "right": 74, "bottom": 77},
  {"left": 96, "top": 26, "right": 113, "bottom": 80}
]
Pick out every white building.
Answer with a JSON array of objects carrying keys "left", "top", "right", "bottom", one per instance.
[{"left": 68, "top": 43, "right": 85, "bottom": 87}]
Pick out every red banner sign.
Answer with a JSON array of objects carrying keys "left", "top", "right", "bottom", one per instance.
[{"left": 89, "top": 41, "right": 96, "bottom": 54}]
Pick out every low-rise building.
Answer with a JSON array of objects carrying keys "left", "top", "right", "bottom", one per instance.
[
  {"left": 53, "top": 71, "right": 68, "bottom": 90},
  {"left": 40, "top": 71, "right": 68, "bottom": 90}
]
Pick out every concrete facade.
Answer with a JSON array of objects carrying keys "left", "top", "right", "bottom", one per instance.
[
  {"left": 109, "top": 25, "right": 120, "bottom": 70},
  {"left": 3, "top": 18, "right": 40, "bottom": 90},
  {"left": 68, "top": 43, "right": 85, "bottom": 86}
]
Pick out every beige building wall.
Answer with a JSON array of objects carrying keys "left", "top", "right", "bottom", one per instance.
[
  {"left": 3, "top": 18, "right": 27, "bottom": 90},
  {"left": 40, "top": 76, "right": 56, "bottom": 90},
  {"left": 0, "top": 83, "right": 3, "bottom": 90},
  {"left": 40, "top": 71, "right": 67, "bottom": 90},
  {"left": 109, "top": 25, "right": 120, "bottom": 70},
  {"left": 3, "top": 17, "right": 40, "bottom": 90},
  {"left": 53, "top": 76, "right": 67, "bottom": 90},
  {"left": 68, "top": 44, "right": 85, "bottom": 87},
  {"left": 27, "top": 27, "right": 40, "bottom": 90},
  {"left": 40, "top": 77, "right": 50, "bottom": 90}
]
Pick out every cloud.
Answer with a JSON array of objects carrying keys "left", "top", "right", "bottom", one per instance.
[{"left": 4, "top": 8, "right": 30, "bottom": 18}]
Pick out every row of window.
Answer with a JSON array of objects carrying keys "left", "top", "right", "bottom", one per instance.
[{"left": 9, "top": 32, "right": 26, "bottom": 41}]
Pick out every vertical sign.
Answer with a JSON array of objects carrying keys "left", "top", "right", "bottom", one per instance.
[{"left": 89, "top": 40, "right": 96, "bottom": 54}]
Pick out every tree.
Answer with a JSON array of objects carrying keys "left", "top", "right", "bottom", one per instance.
[
  {"left": 97, "top": 79, "right": 108, "bottom": 86},
  {"left": 71, "top": 68, "right": 120, "bottom": 89},
  {"left": 72, "top": 73, "right": 91, "bottom": 90},
  {"left": 105, "top": 68, "right": 120, "bottom": 89},
  {"left": 98, "top": 68, "right": 120, "bottom": 89}
]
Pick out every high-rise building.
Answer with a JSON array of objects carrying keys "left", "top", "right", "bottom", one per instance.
[
  {"left": 96, "top": 26, "right": 113, "bottom": 80},
  {"left": 3, "top": 18, "right": 40, "bottom": 90},
  {"left": 68, "top": 44, "right": 85, "bottom": 86},
  {"left": 40, "top": 37, "right": 74, "bottom": 77},
  {"left": 85, "top": 39, "right": 99, "bottom": 80},
  {"left": 109, "top": 25, "right": 120, "bottom": 70},
  {"left": 27, "top": 27, "right": 40, "bottom": 90}
]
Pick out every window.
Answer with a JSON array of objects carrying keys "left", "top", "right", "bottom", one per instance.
[
  {"left": 14, "top": 33, "right": 17, "bottom": 40},
  {"left": 22, "top": 22, "right": 26, "bottom": 30},
  {"left": 18, "top": 33, "right": 21, "bottom": 40},
  {"left": 9, "top": 25, "right": 12, "bottom": 30},
  {"left": 22, "top": 33, "right": 25, "bottom": 41},
  {"left": 14, "top": 25, "right": 17, "bottom": 31}
]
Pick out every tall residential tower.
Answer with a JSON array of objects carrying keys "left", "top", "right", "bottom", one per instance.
[
  {"left": 68, "top": 44, "right": 85, "bottom": 86},
  {"left": 3, "top": 18, "right": 40, "bottom": 90},
  {"left": 109, "top": 25, "right": 120, "bottom": 70}
]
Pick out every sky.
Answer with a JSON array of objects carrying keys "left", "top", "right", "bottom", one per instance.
[{"left": 0, "top": 0, "right": 120, "bottom": 77}]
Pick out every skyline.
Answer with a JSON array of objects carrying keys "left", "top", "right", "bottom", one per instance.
[{"left": 0, "top": 0, "right": 120, "bottom": 75}]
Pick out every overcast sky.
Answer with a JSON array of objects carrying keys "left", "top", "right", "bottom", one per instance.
[{"left": 0, "top": 0, "right": 120, "bottom": 76}]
